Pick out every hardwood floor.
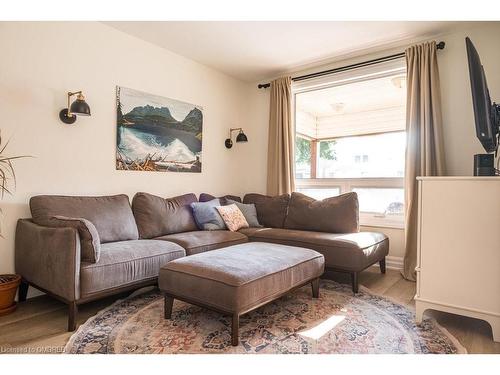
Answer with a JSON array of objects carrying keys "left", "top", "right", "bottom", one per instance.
[{"left": 1, "top": 268, "right": 499, "bottom": 354}]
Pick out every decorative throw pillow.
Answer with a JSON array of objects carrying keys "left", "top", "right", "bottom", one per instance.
[
  {"left": 51, "top": 216, "right": 101, "bottom": 263},
  {"left": 190, "top": 199, "right": 227, "bottom": 230},
  {"left": 225, "top": 199, "right": 262, "bottom": 228},
  {"left": 215, "top": 204, "right": 249, "bottom": 232}
]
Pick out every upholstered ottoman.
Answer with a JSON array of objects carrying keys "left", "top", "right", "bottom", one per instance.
[{"left": 159, "top": 242, "right": 325, "bottom": 346}]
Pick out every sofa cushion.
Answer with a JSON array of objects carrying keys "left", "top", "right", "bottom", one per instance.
[
  {"left": 284, "top": 192, "right": 359, "bottom": 233},
  {"left": 239, "top": 227, "right": 388, "bottom": 271},
  {"left": 132, "top": 192, "right": 198, "bottom": 238},
  {"left": 80, "top": 240, "right": 185, "bottom": 298},
  {"left": 30, "top": 194, "right": 138, "bottom": 243},
  {"left": 199, "top": 193, "right": 242, "bottom": 203},
  {"left": 155, "top": 230, "right": 248, "bottom": 255},
  {"left": 243, "top": 193, "right": 290, "bottom": 228},
  {"left": 190, "top": 199, "right": 227, "bottom": 230},
  {"left": 159, "top": 242, "right": 324, "bottom": 312}
]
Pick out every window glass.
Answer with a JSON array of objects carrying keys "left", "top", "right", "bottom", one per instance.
[
  {"left": 317, "top": 132, "right": 406, "bottom": 178},
  {"left": 295, "top": 136, "right": 312, "bottom": 179},
  {"left": 352, "top": 187, "right": 404, "bottom": 215},
  {"left": 296, "top": 187, "right": 341, "bottom": 200}
]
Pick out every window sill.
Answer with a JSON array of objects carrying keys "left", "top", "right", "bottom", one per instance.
[{"left": 360, "top": 218, "right": 405, "bottom": 230}]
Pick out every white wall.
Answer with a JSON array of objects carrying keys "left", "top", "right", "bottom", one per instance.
[
  {"left": 0, "top": 22, "right": 253, "bottom": 274},
  {"left": 243, "top": 22, "right": 500, "bottom": 261},
  {"left": 439, "top": 23, "right": 500, "bottom": 175}
]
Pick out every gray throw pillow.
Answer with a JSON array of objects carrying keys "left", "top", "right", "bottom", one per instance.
[
  {"left": 226, "top": 199, "right": 262, "bottom": 228},
  {"left": 51, "top": 216, "right": 101, "bottom": 263},
  {"left": 190, "top": 199, "right": 227, "bottom": 230}
]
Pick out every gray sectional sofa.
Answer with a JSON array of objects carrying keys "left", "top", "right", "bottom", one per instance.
[{"left": 15, "top": 191, "right": 389, "bottom": 331}]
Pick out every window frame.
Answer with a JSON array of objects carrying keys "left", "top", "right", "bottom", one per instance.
[{"left": 292, "top": 58, "right": 406, "bottom": 229}]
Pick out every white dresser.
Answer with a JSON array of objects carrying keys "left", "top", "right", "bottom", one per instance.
[{"left": 415, "top": 177, "right": 500, "bottom": 342}]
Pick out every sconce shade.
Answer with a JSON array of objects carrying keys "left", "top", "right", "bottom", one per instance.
[
  {"left": 236, "top": 131, "right": 248, "bottom": 143},
  {"left": 70, "top": 97, "right": 91, "bottom": 116},
  {"left": 60, "top": 91, "right": 91, "bottom": 124},
  {"left": 225, "top": 127, "right": 248, "bottom": 149}
]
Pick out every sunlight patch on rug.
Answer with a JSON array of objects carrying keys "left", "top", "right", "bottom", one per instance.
[{"left": 298, "top": 315, "right": 346, "bottom": 340}]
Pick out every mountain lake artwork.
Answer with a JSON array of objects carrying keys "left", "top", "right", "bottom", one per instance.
[{"left": 116, "top": 86, "right": 203, "bottom": 172}]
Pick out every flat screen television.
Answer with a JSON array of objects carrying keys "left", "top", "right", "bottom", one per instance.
[{"left": 466, "top": 37, "right": 499, "bottom": 154}]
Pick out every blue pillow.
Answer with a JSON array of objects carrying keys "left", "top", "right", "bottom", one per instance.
[{"left": 190, "top": 199, "right": 226, "bottom": 230}]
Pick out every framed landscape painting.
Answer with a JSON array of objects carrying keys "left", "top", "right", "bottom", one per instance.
[{"left": 116, "top": 86, "right": 203, "bottom": 172}]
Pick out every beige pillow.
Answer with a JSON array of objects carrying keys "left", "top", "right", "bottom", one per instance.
[{"left": 215, "top": 204, "right": 249, "bottom": 232}]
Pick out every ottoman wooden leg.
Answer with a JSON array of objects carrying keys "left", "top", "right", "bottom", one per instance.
[
  {"left": 164, "top": 295, "right": 174, "bottom": 319},
  {"left": 311, "top": 278, "right": 320, "bottom": 298},
  {"left": 231, "top": 313, "right": 239, "bottom": 346}
]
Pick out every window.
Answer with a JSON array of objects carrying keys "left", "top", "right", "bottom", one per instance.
[{"left": 294, "top": 60, "right": 406, "bottom": 228}]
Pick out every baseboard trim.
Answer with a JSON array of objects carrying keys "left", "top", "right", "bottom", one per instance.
[
  {"left": 386, "top": 256, "right": 403, "bottom": 270},
  {"left": 371, "top": 256, "right": 403, "bottom": 271}
]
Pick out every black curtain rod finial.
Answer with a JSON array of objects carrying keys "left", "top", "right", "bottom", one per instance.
[{"left": 257, "top": 40, "right": 445, "bottom": 89}]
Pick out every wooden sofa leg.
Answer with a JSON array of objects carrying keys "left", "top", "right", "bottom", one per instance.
[
  {"left": 232, "top": 314, "right": 240, "bottom": 346},
  {"left": 18, "top": 280, "right": 29, "bottom": 302},
  {"left": 311, "top": 278, "right": 320, "bottom": 298},
  {"left": 68, "top": 302, "right": 78, "bottom": 331},
  {"left": 351, "top": 272, "right": 359, "bottom": 294},
  {"left": 164, "top": 295, "right": 174, "bottom": 319},
  {"left": 379, "top": 258, "right": 386, "bottom": 274}
]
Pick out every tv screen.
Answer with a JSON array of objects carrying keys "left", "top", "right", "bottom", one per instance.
[{"left": 466, "top": 37, "right": 498, "bottom": 153}]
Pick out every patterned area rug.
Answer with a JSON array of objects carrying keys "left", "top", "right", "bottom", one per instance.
[{"left": 65, "top": 280, "right": 466, "bottom": 354}]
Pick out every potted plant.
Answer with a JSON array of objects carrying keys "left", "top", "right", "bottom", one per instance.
[
  {"left": 0, "top": 132, "right": 28, "bottom": 315},
  {"left": 0, "top": 275, "right": 21, "bottom": 316}
]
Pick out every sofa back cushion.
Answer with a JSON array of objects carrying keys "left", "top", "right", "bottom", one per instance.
[
  {"left": 132, "top": 192, "right": 198, "bottom": 238},
  {"left": 284, "top": 192, "right": 359, "bottom": 233},
  {"left": 199, "top": 193, "right": 242, "bottom": 204},
  {"left": 30, "top": 194, "right": 139, "bottom": 243},
  {"left": 243, "top": 193, "right": 290, "bottom": 228}
]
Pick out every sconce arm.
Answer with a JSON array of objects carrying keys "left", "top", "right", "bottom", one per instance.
[
  {"left": 66, "top": 91, "right": 83, "bottom": 116},
  {"left": 228, "top": 127, "right": 243, "bottom": 138}
]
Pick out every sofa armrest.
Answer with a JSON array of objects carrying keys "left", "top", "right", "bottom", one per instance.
[{"left": 15, "top": 219, "right": 81, "bottom": 302}]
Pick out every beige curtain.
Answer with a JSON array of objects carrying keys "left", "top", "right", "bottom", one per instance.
[
  {"left": 402, "top": 41, "right": 446, "bottom": 281},
  {"left": 267, "top": 76, "right": 295, "bottom": 195}
]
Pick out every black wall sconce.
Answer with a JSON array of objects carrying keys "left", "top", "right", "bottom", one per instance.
[
  {"left": 225, "top": 128, "right": 248, "bottom": 149},
  {"left": 59, "top": 91, "right": 91, "bottom": 124}
]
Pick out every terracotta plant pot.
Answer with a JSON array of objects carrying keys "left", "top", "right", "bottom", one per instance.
[{"left": 0, "top": 274, "right": 21, "bottom": 316}]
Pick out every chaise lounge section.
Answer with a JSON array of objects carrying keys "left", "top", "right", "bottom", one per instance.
[{"left": 242, "top": 192, "right": 389, "bottom": 292}]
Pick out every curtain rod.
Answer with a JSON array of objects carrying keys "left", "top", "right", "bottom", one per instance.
[{"left": 257, "top": 41, "right": 445, "bottom": 89}]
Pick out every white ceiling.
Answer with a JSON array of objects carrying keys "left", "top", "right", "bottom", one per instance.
[
  {"left": 297, "top": 74, "right": 406, "bottom": 117},
  {"left": 104, "top": 21, "right": 464, "bottom": 82}
]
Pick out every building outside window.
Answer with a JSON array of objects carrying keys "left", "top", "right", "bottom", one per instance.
[{"left": 294, "top": 59, "right": 406, "bottom": 228}]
